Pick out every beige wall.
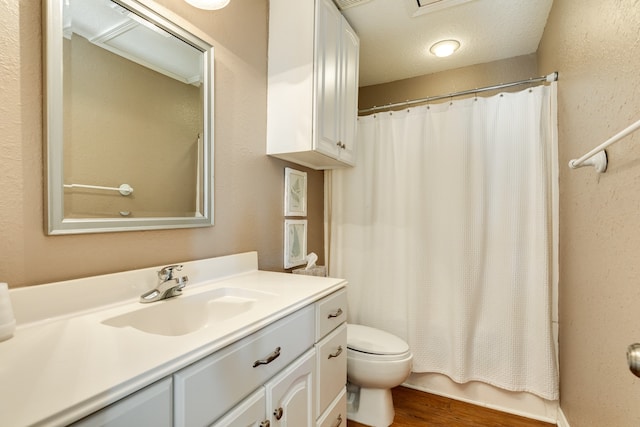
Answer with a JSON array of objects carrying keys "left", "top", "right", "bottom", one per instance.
[
  {"left": 0, "top": 0, "right": 325, "bottom": 288},
  {"left": 358, "top": 54, "right": 538, "bottom": 111},
  {"left": 538, "top": 0, "right": 640, "bottom": 425}
]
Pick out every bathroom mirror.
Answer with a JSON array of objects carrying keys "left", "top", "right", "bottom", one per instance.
[{"left": 44, "top": 0, "right": 214, "bottom": 234}]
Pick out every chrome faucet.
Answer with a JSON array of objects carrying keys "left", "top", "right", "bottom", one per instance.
[{"left": 140, "top": 264, "right": 189, "bottom": 303}]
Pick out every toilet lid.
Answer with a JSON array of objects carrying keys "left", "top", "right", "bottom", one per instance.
[{"left": 347, "top": 324, "right": 410, "bottom": 355}]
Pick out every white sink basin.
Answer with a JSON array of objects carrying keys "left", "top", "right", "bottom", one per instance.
[{"left": 102, "top": 287, "right": 277, "bottom": 336}]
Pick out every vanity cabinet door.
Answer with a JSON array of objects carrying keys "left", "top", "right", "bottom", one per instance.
[
  {"left": 315, "top": 323, "right": 347, "bottom": 417},
  {"left": 210, "top": 388, "right": 268, "bottom": 427},
  {"left": 69, "top": 378, "right": 172, "bottom": 427},
  {"left": 266, "top": 348, "right": 316, "bottom": 426},
  {"left": 316, "top": 388, "right": 346, "bottom": 427}
]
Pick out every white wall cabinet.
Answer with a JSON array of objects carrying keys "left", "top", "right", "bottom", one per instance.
[{"left": 267, "top": 0, "right": 360, "bottom": 170}]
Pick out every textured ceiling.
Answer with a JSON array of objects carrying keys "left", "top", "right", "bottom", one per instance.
[{"left": 341, "top": 0, "right": 554, "bottom": 87}]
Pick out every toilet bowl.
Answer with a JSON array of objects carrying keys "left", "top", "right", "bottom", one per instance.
[{"left": 346, "top": 324, "right": 413, "bottom": 427}]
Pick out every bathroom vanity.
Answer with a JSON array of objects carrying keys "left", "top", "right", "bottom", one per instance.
[{"left": 1, "top": 252, "right": 347, "bottom": 426}]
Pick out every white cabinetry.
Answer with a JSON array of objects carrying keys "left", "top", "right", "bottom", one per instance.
[
  {"left": 266, "top": 349, "right": 315, "bottom": 425},
  {"left": 267, "top": 0, "right": 360, "bottom": 170},
  {"left": 210, "top": 388, "right": 267, "bottom": 427},
  {"left": 314, "top": 289, "right": 348, "bottom": 426},
  {"left": 68, "top": 288, "right": 347, "bottom": 427},
  {"left": 173, "top": 305, "right": 315, "bottom": 426},
  {"left": 69, "top": 378, "right": 172, "bottom": 427}
]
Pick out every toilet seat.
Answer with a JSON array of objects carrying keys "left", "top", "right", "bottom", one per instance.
[
  {"left": 347, "top": 324, "right": 410, "bottom": 356},
  {"left": 347, "top": 347, "right": 412, "bottom": 362}
]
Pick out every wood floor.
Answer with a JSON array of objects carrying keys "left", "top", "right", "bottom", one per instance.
[{"left": 347, "top": 387, "right": 556, "bottom": 427}]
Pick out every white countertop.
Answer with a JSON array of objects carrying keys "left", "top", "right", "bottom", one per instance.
[{"left": 0, "top": 253, "right": 346, "bottom": 427}]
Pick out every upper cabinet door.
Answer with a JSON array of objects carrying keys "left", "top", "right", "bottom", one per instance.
[
  {"left": 315, "top": 0, "right": 343, "bottom": 159},
  {"left": 337, "top": 20, "right": 360, "bottom": 166}
]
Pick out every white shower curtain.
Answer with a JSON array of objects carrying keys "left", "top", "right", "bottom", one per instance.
[{"left": 329, "top": 84, "right": 559, "bottom": 400}]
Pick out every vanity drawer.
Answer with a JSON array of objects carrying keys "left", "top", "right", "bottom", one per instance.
[
  {"left": 173, "top": 305, "right": 314, "bottom": 427},
  {"left": 317, "top": 387, "right": 347, "bottom": 427},
  {"left": 316, "top": 288, "right": 347, "bottom": 341},
  {"left": 316, "top": 323, "right": 347, "bottom": 417}
]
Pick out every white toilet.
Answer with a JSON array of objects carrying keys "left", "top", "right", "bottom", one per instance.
[{"left": 346, "top": 324, "right": 413, "bottom": 427}]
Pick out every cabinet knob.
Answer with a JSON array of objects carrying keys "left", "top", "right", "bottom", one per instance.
[
  {"left": 331, "top": 414, "right": 343, "bottom": 427},
  {"left": 274, "top": 407, "right": 284, "bottom": 420},
  {"left": 260, "top": 421, "right": 271, "bottom": 427},
  {"left": 336, "top": 141, "right": 346, "bottom": 149}
]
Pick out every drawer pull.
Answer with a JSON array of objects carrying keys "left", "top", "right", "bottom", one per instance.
[
  {"left": 253, "top": 347, "right": 281, "bottom": 368},
  {"left": 331, "top": 414, "right": 343, "bottom": 427},
  {"left": 260, "top": 421, "right": 270, "bottom": 427},
  {"left": 327, "top": 308, "right": 343, "bottom": 319},
  {"left": 328, "top": 345, "right": 343, "bottom": 359},
  {"left": 274, "top": 407, "right": 284, "bottom": 420}
]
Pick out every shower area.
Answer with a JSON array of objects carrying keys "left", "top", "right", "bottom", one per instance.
[{"left": 327, "top": 66, "right": 560, "bottom": 422}]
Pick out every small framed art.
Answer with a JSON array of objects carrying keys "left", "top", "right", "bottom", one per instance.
[
  {"left": 284, "top": 219, "right": 307, "bottom": 268},
  {"left": 284, "top": 167, "right": 307, "bottom": 217}
]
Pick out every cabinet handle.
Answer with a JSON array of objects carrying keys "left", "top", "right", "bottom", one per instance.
[
  {"left": 328, "top": 345, "right": 343, "bottom": 359},
  {"left": 253, "top": 347, "right": 281, "bottom": 368},
  {"left": 260, "top": 421, "right": 270, "bottom": 427},
  {"left": 328, "top": 308, "right": 343, "bottom": 319},
  {"left": 274, "top": 407, "right": 284, "bottom": 420},
  {"left": 331, "top": 414, "right": 343, "bottom": 427}
]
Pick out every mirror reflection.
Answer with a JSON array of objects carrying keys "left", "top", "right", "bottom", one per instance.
[{"left": 46, "top": 0, "right": 214, "bottom": 234}]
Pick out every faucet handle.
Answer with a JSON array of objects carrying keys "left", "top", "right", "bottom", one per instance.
[
  {"left": 176, "top": 275, "right": 189, "bottom": 290},
  {"left": 158, "top": 264, "right": 183, "bottom": 281}
]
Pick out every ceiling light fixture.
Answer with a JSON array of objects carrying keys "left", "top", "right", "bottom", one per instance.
[
  {"left": 429, "top": 39, "right": 461, "bottom": 58},
  {"left": 184, "top": 0, "right": 230, "bottom": 10}
]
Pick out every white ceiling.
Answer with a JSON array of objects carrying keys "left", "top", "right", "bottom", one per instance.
[{"left": 340, "top": 0, "right": 554, "bottom": 87}]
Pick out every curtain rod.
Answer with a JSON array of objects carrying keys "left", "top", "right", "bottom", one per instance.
[{"left": 358, "top": 72, "right": 559, "bottom": 115}]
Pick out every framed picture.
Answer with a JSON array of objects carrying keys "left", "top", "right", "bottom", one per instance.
[
  {"left": 284, "top": 219, "right": 307, "bottom": 268},
  {"left": 284, "top": 167, "right": 307, "bottom": 217}
]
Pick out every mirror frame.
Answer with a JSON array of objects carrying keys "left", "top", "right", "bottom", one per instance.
[{"left": 44, "top": 0, "right": 215, "bottom": 234}]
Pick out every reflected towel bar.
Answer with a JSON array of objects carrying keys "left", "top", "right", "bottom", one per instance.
[
  {"left": 569, "top": 118, "right": 640, "bottom": 173},
  {"left": 63, "top": 183, "right": 134, "bottom": 196}
]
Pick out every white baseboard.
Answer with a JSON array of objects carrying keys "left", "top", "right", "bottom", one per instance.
[{"left": 556, "top": 408, "right": 570, "bottom": 427}]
